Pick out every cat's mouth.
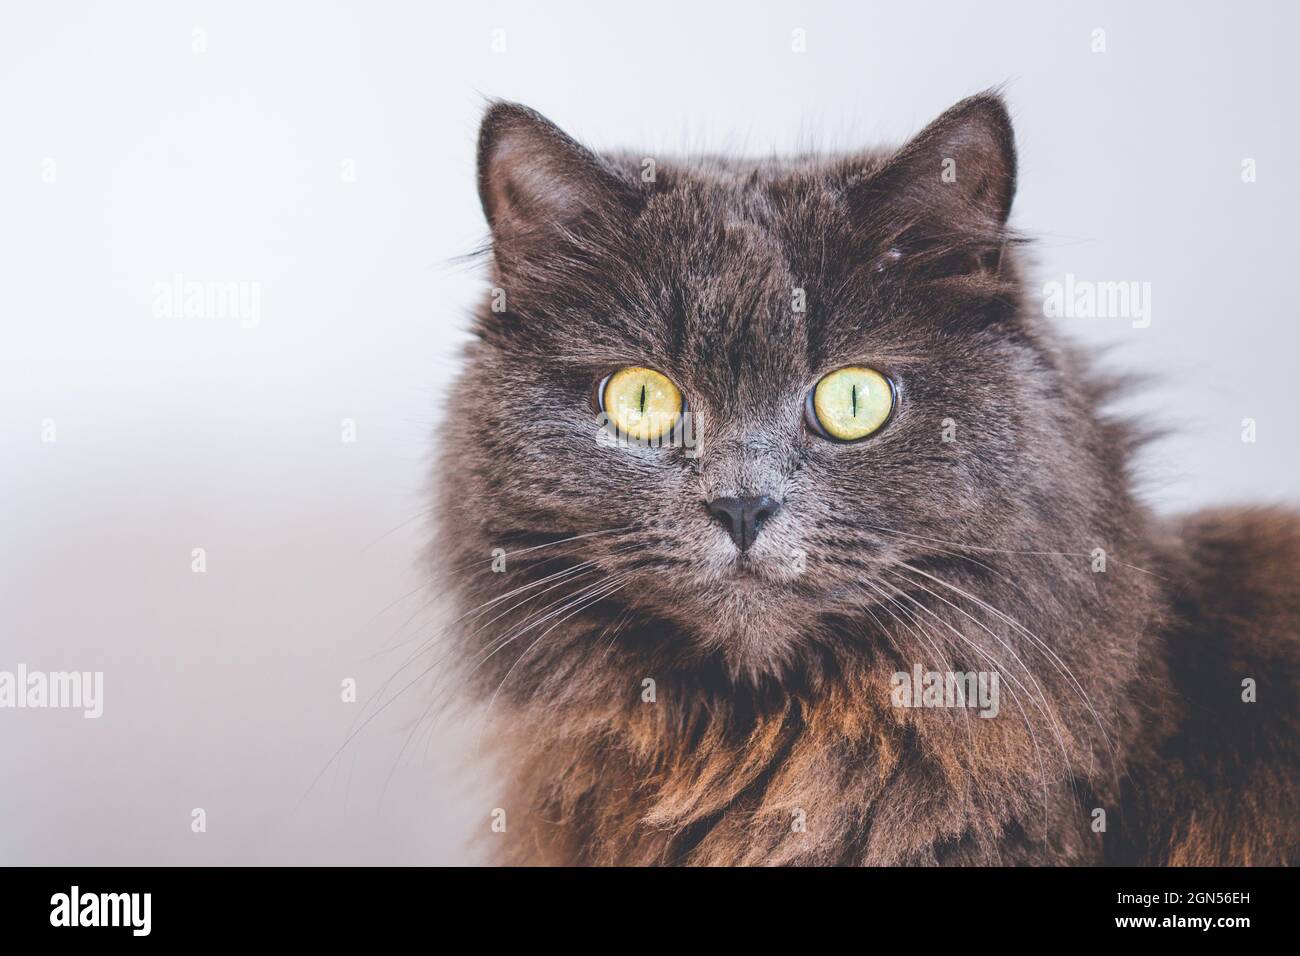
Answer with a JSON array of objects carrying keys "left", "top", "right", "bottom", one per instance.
[
  {"left": 719, "top": 551, "right": 801, "bottom": 591},
  {"left": 731, "top": 556, "right": 779, "bottom": 581}
]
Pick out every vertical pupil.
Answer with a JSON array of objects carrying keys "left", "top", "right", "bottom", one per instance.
[
  {"left": 639, "top": 383, "right": 646, "bottom": 413},
  {"left": 851, "top": 383, "right": 858, "bottom": 417}
]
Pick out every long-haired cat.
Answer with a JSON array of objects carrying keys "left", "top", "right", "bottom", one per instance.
[{"left": 434, "top": 93, "right": 1298, "bottom": 865}]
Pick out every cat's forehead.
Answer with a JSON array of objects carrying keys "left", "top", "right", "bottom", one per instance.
[
  {"left": 621, "top": 180, "right": 816, "bottom": 396},
  {"left": 608, "top": 162, "right": 872, "bottom": 389},
  {"left": 636, "top": 157, "right": 852, "bottom": 241}
]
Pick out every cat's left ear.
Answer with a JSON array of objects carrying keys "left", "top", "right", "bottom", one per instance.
[
  {"left": 850, "top": 92, "right": 1017, "bottom": 272},
  {"left": 477, "top": 102, "right": 641, "bottom": 256}
]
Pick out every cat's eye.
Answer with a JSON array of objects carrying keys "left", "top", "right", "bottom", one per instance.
[
  {"left": 599, "top": 366, "right": 683, "bottom": 441},
  {"left": 806, "top": 366, "right": 895, "bottom": 441}
]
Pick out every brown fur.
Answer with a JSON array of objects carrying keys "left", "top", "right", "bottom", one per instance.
[
  {"left": 1107, "top": 509, "right": 1300, "bottom": 865},
  {"left": 433, "top": 94, "right": 1299, "bottom": 865}
]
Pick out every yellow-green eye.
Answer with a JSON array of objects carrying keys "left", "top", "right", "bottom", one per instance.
[
  {"left": 600, "top": 366, "right": 683, "bottom": 442},
  {"left": 807, "top": 366, "right": 894, "bottom": 441}
]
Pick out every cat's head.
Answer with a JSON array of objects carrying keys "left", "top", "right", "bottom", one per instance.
[{"left": 447, "top": 93, "right": 1105, "bottom": 682}]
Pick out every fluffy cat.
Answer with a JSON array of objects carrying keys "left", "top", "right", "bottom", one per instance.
[{"left": 434, "top": 93, "right": 1299, "bottom": 865}]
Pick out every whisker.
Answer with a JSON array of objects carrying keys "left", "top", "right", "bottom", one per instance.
[
  {"left": 474, "top": 578, "right": 630, "bottom": 754},
  {"left": 855, "top": 582, "right": 975, "bottom": 751},
  {"left": 869, "top": 579, "right": 1053, "bottom": 828},
  {"left": 881, "top": 567, "right": 1075, "bottom": 796},
  {"left": 895, "top": 561, "right": 1116, "bottom": 778},
  {"left": 354, "top": 538, "right": 646, "bottom": 737},
  {"left": 859, "top": 521, "right": 1165, "bottom": 578},
  {"left": 371, "top": 527, "right": 637, "bottom": 654},
  {"left": 385, "top": 574, "right": 626, "bottom": 795},
  {"left": 347, "top": 562, "right": 605, "bottom": 742},
  {"left": 306, "top": 557, "right": 624, "bottom": 803}
]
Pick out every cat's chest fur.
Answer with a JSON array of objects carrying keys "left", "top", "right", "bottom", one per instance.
[
  {"left": 469, "top": 512, "right": 1297, "bottom": 866},
  {"left": 471, "top": 551, "right": 1153, "bottom": 865}
]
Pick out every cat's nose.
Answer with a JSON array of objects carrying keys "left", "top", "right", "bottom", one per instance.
[{"left": 706, "top": 495, "right": 782, "bottom": 552}]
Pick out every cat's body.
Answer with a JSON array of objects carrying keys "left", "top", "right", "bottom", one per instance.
[
  {"left": 1113, "top": 508, "right": 1300, "bottom": 865},
  {"left": 435, "top": 94, "right": 1299, "bottom": 865}
]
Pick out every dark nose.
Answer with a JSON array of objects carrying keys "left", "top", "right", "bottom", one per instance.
[{"left": 706, "top": 495, "right": 782, "bottom": 552}]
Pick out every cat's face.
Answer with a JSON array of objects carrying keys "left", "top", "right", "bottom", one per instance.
[{"left": 456, "top": 95, "right": 1065, "bottom": 680}]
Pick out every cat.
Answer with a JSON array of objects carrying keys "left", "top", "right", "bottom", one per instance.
[{"left": 434, "top": 92, "right": 1299, "bottom": 865}]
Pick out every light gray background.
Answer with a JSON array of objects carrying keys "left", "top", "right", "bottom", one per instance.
[{"left": 1, "top": 0, "right": 1296, "bottom": 864}]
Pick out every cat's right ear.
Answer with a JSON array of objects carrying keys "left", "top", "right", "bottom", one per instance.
[
  {"left": 848, "top": 92, "right": 1017, "bottom": 275},
  {"left": 477, "top": 103, "right": 640, "bottom": 255}
]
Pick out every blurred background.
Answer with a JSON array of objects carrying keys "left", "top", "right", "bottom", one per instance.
[{"left": 1, "top": 0, "right": 1296, "bottom": 864}]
